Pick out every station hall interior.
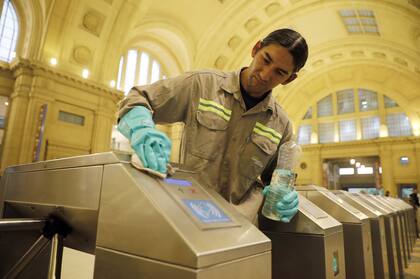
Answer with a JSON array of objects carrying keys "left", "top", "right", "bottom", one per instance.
[{"left": 0, "top": 0, "right": 420, "bottom": 278}]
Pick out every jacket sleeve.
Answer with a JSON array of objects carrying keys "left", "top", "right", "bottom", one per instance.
[
  {"left": 260, "top": 120, "right": 294, "bottom": 185},
  {"left": 118, "top": 72, "right": 199, "bottom": 124}
]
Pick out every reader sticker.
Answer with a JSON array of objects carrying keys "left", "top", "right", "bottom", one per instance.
[
  {"left": 182, "top": 199, "right": 231, "bottom": 223},
  {"left": 164, "top": 178, "right": 192, "bottom": 187}
]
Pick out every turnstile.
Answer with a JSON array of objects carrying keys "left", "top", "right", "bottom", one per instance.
[
  {"left": 359, "top": 194, "right": 402, "bottom": 279},
  {"left": 0, "top": 152, "right": 271, "bottom": 279},
  {"left": 333, "top": 191, "right": 389, "bottom": 279},
  {"left": 379, "top": 196, "right": 411, "bottom": 266},
  {"left": 393, "top": 198, "right": 417, "bottom": 250},
  {"left": 259, "top": 194, "right": 345, "bottom": 279},
  {"left": 296, "top": 186, "right": 374, "bottom": 279}
]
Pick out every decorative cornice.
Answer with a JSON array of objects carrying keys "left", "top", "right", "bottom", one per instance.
[
  {"left": 302, "top": 136, "right": 420, "bottom": 151},
  {"left": 8, "top": 58, "right": 124, "bottom": 102}
]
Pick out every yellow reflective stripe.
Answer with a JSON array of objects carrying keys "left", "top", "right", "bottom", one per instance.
[
  {"left": 198, "top": 104, "right": 230, "bottom": 121},
  {"left": 199, "top": 98, "right": 231, "bottom": 117},
  {"left": 253, "top": 123, "right": 282, "bottom": 144}
]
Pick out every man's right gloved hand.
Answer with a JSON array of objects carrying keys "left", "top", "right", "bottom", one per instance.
[{"left": 118, "top": 106, "right": 172, "bottom": 174}]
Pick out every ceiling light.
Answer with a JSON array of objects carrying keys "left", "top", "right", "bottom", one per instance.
[
  {"left": 4, "top": 101, "right": 9, "bottom": 106},
  {"left": 82, "top": 69, "right": 89, "bottom": 79},
  {"left": 350, "top": 159, "right": 355, "bottom": 165},
  {"left": 50, "top": 57, "right": 58, "bottom": 66},
  {"left": 356, "top": 162, "right": 361, "bottom": 168},
  {"left": 110, "top": 80, "right": 116, "bottom": 88}
]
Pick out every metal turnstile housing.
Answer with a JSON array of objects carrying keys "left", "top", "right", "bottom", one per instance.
[
  {"left": 333, "top": 191, "right": 389, "bottom": 279},
  {"left": 0, "top": 152, "right": 271, "bottom": 279},
  {"left": 259, "top": 194, "right": 345, "bottom": 279},
  {"left": 296, "top": 186, "right": 374, "bottom": 279}
]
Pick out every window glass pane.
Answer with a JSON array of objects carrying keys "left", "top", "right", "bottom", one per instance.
[
  {"left": 138, "top": 52, "right": 150, "bottom": 85},
  {"left": 58, "top": 111, "right": 85, "bottom": 126},
  {"left": 347, "top": 25, "right": 362, "bottom": 33},
  {"left": 344, "top": 18, "right": 359, "bottom": 25},
  {"left": 358, "top": 89, "right": 378, "bottom": 112},
  {"left": 339, "top": 9, "right": 356, "bottom": 17},
  {"left": 0, "top": 0, "right": 18, "bottom": 62},
  {"left": 386, "top": 113, "right": 412, "bottom": 137},
  {"left": 124, "top": 50, "right": 137, "bottom": 94},
  {"left": 150, "top": 60, "right": 160, "bottom": 83},
  {"left": 297, "top": 125, "right": 312, "bottom": 145},
  {"left": 337, "top": 89, "right": 354, "bottom": 114},
  {"left": 303, "top": 107, "right": 312, "bottom": 119},
  {"left": 361, "top": 116, "right": 380, "bottom": 139},
  {"left": 317, "top": 95, "right": 333, "bottom": 117},
  {"left": 384, "top": 95, "right": 398, "bottom": 108},
  {"left": 318, "top": 122, "right": 335, "bottom": 143},
  {"left": 339, "top": 119, "right": 356, "bottom": 141}
]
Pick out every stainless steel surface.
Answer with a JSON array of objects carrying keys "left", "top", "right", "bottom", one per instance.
[
  {"left": 259, "top": 194, "right": 345, "bottom": 279},
  {"left": 333, "top": 191, "right": 389, "bottom": 279},
  {"left": 96, "top": 164, "right": 270, "bottom": 269},
  {"left": 0, "top": 218, "right": 46, "bottom": 231},
  {"left": 296, "top": 186, "right": 374, "bottom": 279},
  {"left": 48, "top": 234, "right": 64, "bottom": 279},
  {"left": 94, "top": 247, "right": 271, "bottom": 279},
  {"left": 370, "top": 195, "right": 405, "bottom": 278},
  {"left": 382, "top": 197, "right": 411, "bottom": 265},
  {"left": 0, "top": 152, "right": 271, "bottom": 279},
  {"left": 359, "top": 194, "right": 400, "bottom": 279},
  {"left": 393, "top": 198, "right": 416, "bottom": 250},
  {"left": 3, "top": 235, "right": 50, "bottom": 279}
]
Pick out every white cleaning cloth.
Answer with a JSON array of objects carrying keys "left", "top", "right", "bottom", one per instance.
[{"left": 131, "top": 153, "right": 174, "bottom": 179}]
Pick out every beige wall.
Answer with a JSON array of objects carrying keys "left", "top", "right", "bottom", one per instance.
[{"left": 0, "top": 59, "right": 121, "bottom": 171}]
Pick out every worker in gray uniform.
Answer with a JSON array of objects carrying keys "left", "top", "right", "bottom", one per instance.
[{"left": 118, "top": 28, "right": 308, "bottom": 224}]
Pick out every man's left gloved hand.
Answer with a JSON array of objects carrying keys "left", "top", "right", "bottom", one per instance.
[{"left": 263, "top": 185, "right": 299, "bottom": 223}]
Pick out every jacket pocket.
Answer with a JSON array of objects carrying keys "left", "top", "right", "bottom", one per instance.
[
  {"left": 239, "top": 132, "right": 278, "bottom": 180},
  {"left": 190, "top": 110, "right": 228, "bottom": 160}
]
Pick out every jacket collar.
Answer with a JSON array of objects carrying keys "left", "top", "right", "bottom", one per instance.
[{"left": 221, "top": 69, "right": 277, "bottom": 114}]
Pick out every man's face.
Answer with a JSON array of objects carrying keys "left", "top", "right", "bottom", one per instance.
[{"left": 241, "top": 42, "right": 296, "bottom": 98}]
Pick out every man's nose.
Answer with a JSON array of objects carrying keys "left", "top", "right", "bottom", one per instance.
[{"left": 259, "top": 66, "right": 272, "bottom": 82}]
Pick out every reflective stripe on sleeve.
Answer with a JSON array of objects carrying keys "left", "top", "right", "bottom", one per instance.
[
  {"left": 198, "top": 98, "right": 231, "bottom": 121},
  {"left": 253, "top": 122, "right": 282, "bottom": 144}
]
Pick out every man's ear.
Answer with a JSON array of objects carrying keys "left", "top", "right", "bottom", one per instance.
[
  {"left": 281, "top": 73, "right": 297, "bottom": 85},
  {"left": 251, "top": 41, "right": 263, "bottom": 58}
]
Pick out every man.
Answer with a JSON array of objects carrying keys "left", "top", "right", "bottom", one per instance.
[
  {"left": 409, "top": 188, "right": 420, "bottom": 237},
  {"left": 118, "top": 29, "right": 308, "bottom": 223}
]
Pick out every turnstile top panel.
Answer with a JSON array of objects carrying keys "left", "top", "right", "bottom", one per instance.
[
  {"left": 332, "top": 190, "right": 383, "bottom": 218},
  {"left": 392, "top": 198, "right": 412, "bottom": 210},
  {"left": 296, "top": 185, "right": 369, "bottom": 223},
  {"left": 356, "top": 194, "right": 394, "bottom": 215},
  {"left": 368, "top": 195, "right": 401, "bottom": 214},
  {"left": 379, "top": 197, "right": 406, "bottom": 212},
  {"left": 3, "top": 152, "right": 129, "bottom": 173},
  {"left": 260, "top": 194, "right": 342, "bottom": 235}
]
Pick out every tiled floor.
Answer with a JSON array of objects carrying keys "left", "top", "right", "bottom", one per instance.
[{"left": 406, "top": 238, "right": 420, "bottom": 279}]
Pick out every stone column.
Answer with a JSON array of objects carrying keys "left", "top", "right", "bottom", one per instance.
[
  {"left": 0, "top": 64, "right": 33, "bottom": 170},
  {"left": 379, "top": 144, "right": 395, "bottom": 196}
]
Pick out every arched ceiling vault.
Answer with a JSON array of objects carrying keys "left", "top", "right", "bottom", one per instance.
[
  {"left": 282, "top": 59, "right": 420, "bottom": 126},
  {"left": 12, "top": 0, "right": 420, "bottom": 99}
]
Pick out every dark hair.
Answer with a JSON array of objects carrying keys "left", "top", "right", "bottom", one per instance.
[{"left": 261, "top": 28, "right": 308, "bottom": 72}]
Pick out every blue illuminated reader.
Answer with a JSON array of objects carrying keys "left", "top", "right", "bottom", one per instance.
[
  {"left": 182, "top": 199, "right": 231, "bottom": 223},
  {"left": 164, "top": 178, "right": 192, "bottom": 187}
]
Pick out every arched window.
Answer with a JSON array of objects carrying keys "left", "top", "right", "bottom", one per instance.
[
  {"left": 111, "top": 50, "right": 167, "bottom": 152},
  {"left": 297, "top": 89, "right": 413, "bottom": 145},
  {"left": 117, "top": 50, "right": 166, "bottom": 95},
  {"left": 0, "top": 0, "right": 18, "bottom": 62}
]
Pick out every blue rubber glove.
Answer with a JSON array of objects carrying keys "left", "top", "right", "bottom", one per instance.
[
  {"left": 263, "top": 185, "right": 299, "bottom": 223},
  {"left": 118, "top": 106, "right": 171, "bottom": 174}
]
